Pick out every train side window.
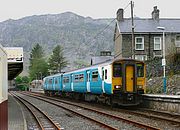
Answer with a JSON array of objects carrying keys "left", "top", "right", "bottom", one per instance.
[
  {"left": 113, "top": 63, "right": 122, "bottom": 77},
  {"left": 45, "top": 79, "right": 48, "bottom": 85},
  {"left": 49, "top": 79, "right": 52, "bottom": 84},
  {"left": 137, "top": 64, "right": 144, "bottom": 77},
  {"left": 63, "top": 76, "right": 69, "bottom": 83},
  {"left": 92, "top": 71, "right": 98, "bottom": 81},
  {"left": 79, "top": 74, "right": 84, "bottom": 82},
  {"left": 105, "top": 69, "right": 107, "bottom": 80},
  {"left": 55, "top": 78, "right": 58, "bottom": 84},
  {"left": 74, "top": 75, "right": 79, "bottom": 82}
]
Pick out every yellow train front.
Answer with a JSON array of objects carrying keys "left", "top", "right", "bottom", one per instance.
[{"left": 111, "top": 59, "right": 146, "bottom": 106}]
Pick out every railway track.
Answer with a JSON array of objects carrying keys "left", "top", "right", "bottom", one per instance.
[
  {"left": 19, "top": 91, "right": 160, "bottom": 130},
  {"left": 124, "top": 108, "right": 180, "bottom": 125},
  {"left": 10, "top": 92, "right": 62, "bottom": 130}
]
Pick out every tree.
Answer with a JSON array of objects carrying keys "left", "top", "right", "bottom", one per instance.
[
  {"left": 29, "top": 43, "right": 48, "bottom": 80},
  {"left": 15, "top": 76, "right": 30, "bottom": 91},
  {"left": 48, "top": 45, "right": 68, "bottom": 73}
]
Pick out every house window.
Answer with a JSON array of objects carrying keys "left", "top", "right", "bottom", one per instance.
[
  {"left": 135, "top": 55, "right": 147, "bottom": 61},
  {"left": 175, "top": 35, "right": 180, "bottom": 47},
  {"left": 135, "top": 37, "right": 144, "bottom": 50},
  {"left": 154, "top": 37, "right": 161, "bottom": 50}
]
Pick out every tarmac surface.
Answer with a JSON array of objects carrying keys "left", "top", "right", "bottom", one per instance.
[{"left": 8, "top": 94, "right": 26, "bottom": 130}]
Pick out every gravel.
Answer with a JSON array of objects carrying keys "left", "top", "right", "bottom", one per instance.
[
  {"left": 15, "top": 92, "right": 180, "bottom": 130},
  {"left": 15, "top": 93, "right": 103, "bottom": 130},
  {"left": 76, "top": 101, "right": 180, "bottom": 130}
]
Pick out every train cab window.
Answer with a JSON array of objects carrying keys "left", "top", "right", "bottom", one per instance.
[
  {"left": 137, "top": 64, "right": 144, "bottom": 77},
  {"left": 113, "top": 63, "right": 122, "bottom": 77},
  {"left": 92, "top": 71, "right": 98, "bottom": 81}
]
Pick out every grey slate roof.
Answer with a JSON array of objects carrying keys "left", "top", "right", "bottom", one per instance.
[{"left": 117, "top": 18, "right": 180, "bottom": 33}]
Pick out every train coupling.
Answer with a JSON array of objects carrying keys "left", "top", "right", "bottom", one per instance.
[{"left": 127, "top": 93, "right": 134, "bottom": 101}]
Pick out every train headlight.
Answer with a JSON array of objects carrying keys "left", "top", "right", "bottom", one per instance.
[
  {"left": 114, "top": 85, "right": 121, "bottom": 89},
  {"left": 137, "top": 85, "right": 143, "bottom": 89}
]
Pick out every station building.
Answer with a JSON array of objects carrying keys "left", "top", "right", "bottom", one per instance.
[{"left": 0, "top": 45, "right": 23, "bottom": 130}]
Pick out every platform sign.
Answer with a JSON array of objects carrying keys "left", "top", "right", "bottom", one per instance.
[{"left": 162, "top": 59, "right": 166, "bottom": 66}]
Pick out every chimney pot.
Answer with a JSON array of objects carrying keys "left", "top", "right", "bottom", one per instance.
[
  {"left": 117, "top": 8, "right": 124, "bottom": 21},
  {"left": 152, "top": 6, "right": 160, "bottom": 21}
]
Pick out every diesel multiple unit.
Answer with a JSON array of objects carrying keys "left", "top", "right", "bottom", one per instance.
[{"left": 43, "top": 58, "right": 146, "bottom": 106}]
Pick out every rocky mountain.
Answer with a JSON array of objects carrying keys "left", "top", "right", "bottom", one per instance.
[{"left": 0, "top": 12, "right": 115, "bottom": 74}]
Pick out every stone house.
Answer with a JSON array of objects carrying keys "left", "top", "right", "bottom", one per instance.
[{"left": 114, "top": 6, "right": 180, "bottom": 62}]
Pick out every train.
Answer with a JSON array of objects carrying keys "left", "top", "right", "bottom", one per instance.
[{"left": 43, "top": 58, "right": 146, "bottom": 106}]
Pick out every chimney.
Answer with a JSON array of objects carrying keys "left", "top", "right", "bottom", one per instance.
[
  {"left": 152, "top": 6, "right": 160, "bottom": 21},
  {"left": 117, "top": 8, "right": 124, "bottom": 21}
]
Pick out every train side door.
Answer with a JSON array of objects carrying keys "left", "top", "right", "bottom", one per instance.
[
  {"left": 86, "top": 71, "right": 90, "bottom": 92},
  {"left": 53, "top": 78, "right": 55, "bottom": 90},
  {"left": 102, "top": 67, "right": 105, "bottom": 93},
  {"left": 70, "top": 74, "right": 74, "bottom": 91},
  {"left": 126, "top": 65, "right": 134, "bottom": 92}
]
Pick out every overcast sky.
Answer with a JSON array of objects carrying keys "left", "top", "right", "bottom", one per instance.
[{"left": 0, "top": 0, "right": 179, "bottom": 22}]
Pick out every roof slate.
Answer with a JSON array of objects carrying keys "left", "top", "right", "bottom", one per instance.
[{"left": 118, "top": 18, "right": 180, "bottom": 33}]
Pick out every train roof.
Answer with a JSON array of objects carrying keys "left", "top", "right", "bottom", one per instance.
[
  {"left": 61, "top": 58, "right": 143, "bottom": 75},
  {"left": 43, "top": 73, "right": 63, "bottom": 79},
  {"left": 44, "top": 58, "right": 144, "bottom": 79}
]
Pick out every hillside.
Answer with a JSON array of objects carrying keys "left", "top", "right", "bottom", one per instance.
[{"left": 0, "top": 12, "right": 115, "bottom": 74}]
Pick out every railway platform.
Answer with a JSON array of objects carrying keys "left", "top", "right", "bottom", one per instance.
[
  {"left": 8, "top": 94, "right": 27, "bottom": 130},
  {"left": 142, "top": 94, "right": 180, "bottom": 114}
]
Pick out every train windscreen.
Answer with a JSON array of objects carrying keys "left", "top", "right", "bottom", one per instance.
[
  {"left": 137, "top": 64, "right": 144, "bottom": 77},
  {"left": 113, "top": 63, "right": 122, "bottom": 77}
]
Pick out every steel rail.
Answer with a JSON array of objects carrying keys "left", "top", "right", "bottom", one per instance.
[
  {"left": 18, "top": 92, "right": 118, "bottom": 130},
  {"left": 133, "top": 108, "right": 180, "bottom": 125},
  {"left": 10, "top": 92, "right": 61, "bottom": 130},
  {"left": 21, "top": 91, "right": 160, "bottom": 130}
]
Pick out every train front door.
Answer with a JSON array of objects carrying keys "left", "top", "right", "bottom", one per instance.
[
  {"left": 86, "top": 71, "right": 90, "bottom": 92},
  {"left": 125, "top": 65, "right": 134, "bottom": 92}
]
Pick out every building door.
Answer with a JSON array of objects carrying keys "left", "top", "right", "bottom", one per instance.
[{"left": 126, "top": 65, "right": 134, "bottom": 92}]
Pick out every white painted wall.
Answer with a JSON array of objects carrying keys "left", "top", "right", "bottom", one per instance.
[{"left": 0, "top": 44, "right": 8, "bottom": 103}]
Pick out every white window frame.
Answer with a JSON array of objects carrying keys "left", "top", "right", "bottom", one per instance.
[
  {"left": 135, "top": 37, "right": 144, "bottom": 50},
  {"left": 175, "top": 35, "right": 180, "bottom": 47},
  {"left": 135, "top": 55, "right": 147, "bottom": 61},
  {"left": 154, "top": 37, "right": 162, "bottom": 50}
]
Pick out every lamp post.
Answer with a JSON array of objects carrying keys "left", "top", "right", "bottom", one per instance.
[
  {"left": 39, "top": 72, "right": 42, "bottom": 80},
  {"left": 157, "top": 26, "right": 166, "bottom": 94}
]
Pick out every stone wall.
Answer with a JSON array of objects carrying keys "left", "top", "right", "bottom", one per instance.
[
  {"left": 142, "top": 94, "right": 180, "bottom": 114},
  {"left": 117, "top": 33, "right": 177, "bottom": 60}
]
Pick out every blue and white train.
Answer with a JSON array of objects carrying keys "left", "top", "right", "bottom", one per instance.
[{"left": 43, "top": 58, "right": 146, "bottom": 106}]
